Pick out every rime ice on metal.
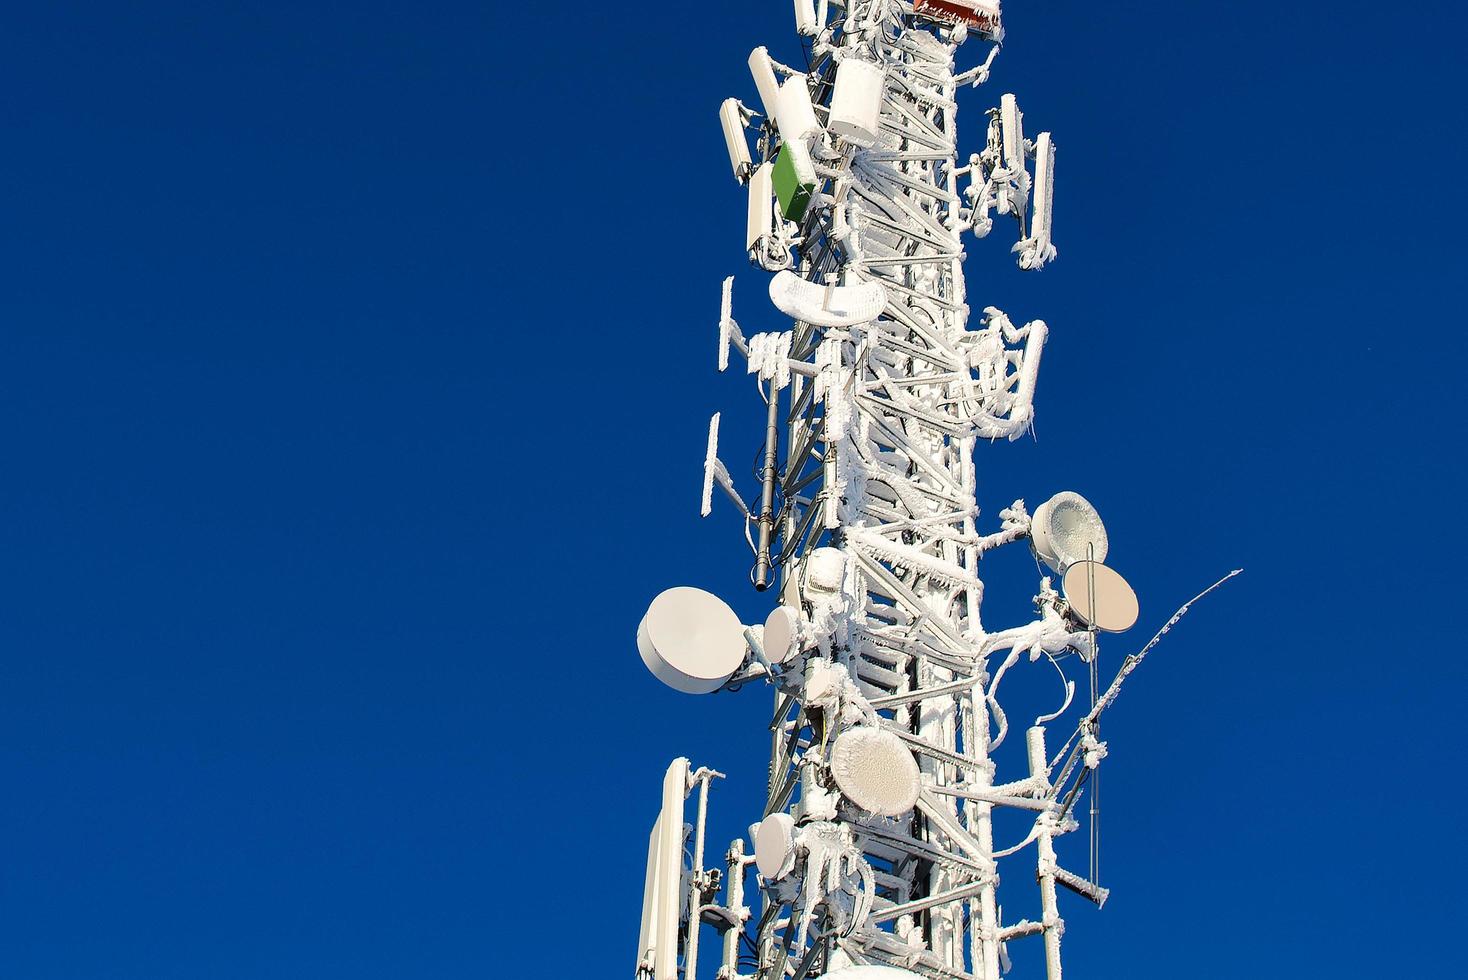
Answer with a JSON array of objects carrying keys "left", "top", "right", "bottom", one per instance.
[{"left": 633, "top": 5, "right": 1148, "bottom": 980}]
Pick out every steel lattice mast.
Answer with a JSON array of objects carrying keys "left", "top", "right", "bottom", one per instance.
[{"left": 632, "top": 5, "right": 1150, "bottom": 980}]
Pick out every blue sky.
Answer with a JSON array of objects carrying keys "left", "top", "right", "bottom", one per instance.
[{"left": 1, "top": 2, "right": 1463, "bottom": 977}]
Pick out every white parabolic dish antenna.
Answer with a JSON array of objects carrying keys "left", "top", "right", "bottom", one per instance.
[
  {"left": 830, "top": 727, "right": 921, "bottom": 817},
  {"left": 754, "top": 812, "right": 797, "bottom": 880},
  {"left": 1031, "top": 490, "right": 1108, "bottom": 573},
  {"left": 1062, "top": 560, "right": 1139, "bottom": 633},
  {"left": 763, "top": 605, "right": 801, "bottom": 664},
  {"left": 637, "top": 587, "right": 747, "bottom": 694},
  {"left": 769, "top": 270, "right": 888, "bottom": 328}
]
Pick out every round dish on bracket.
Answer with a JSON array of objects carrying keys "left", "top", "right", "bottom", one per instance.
[
  {"left": 1031, "top": 491, "right": 1108, "bottom": 574},
  {"left": 636, "top": 587, "right": 747, "bottom": 694},
  {"left": 829, "top": 727, "right": 921, "bottom": 817},
  {"left": 762, "top": 605, "right": 802, "bottom": 664},
  {"left": 754, "top": 812, "right": 797, "bottom": 880},
  {"left": 1062, "top": 560, "right": 1139, "bottom": 633}
]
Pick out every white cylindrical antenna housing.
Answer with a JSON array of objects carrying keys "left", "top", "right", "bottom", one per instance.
[
  {"left": 1001, "top": 93, "right": 1025, "bottom": 172},
  {"left": 654, "top": 758, "right": 689, "bottom": 980},
  {"left": 719, "top": 98, "right": 753, "bottom": 182},
  {"left": 1026, "top": 726, "right": 1048, "bottom": 781},
  {"left": 747, "top": 161, "right": 774, "bottom": 251},
  {"left": 793, "top": 0, "right": 818, "bottom": 36},
  {"left": 1030, "top": 131, "right": 1056, "bottom": 250},
  {"left": 748, "top": 47, "right": 782, "bottom": 122},
  {"left": 828, "top": 58, "right": 885, "bottom": 147},
  {"left": 776, "top": 75, "right": 820, "bottom": 142}
]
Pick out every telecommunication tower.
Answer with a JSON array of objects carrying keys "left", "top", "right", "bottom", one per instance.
[{"left": 631, "top": 5, "right": 1235, "bottom": 980}]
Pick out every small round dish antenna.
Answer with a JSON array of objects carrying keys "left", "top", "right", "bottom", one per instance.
[
  {"left": 1062, "top": 560, "right": 1139, "bottom": 633},
  {"left": 830, "top": 727, "right": 920, "bottom": 817},
  {"left": 763, "top": 605, "right": 802, "bottom": 664},
  {"left": 1031, "top": 491, "right": 1108, "bottom": 574},
  {"left": 637, "top": 587, "right": 747, "bottom": 694},
  {"left": 754, "top": 812, "right": 797, "bottom": 880}
]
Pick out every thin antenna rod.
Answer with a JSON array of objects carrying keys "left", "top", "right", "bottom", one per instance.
[{"left": 1089, "top": 568, "right": 1244, "bottom": 725}]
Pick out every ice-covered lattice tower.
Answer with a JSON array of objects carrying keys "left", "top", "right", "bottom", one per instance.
[{"left": 631, "top": 5, "right": 1222, "bottom": 980}]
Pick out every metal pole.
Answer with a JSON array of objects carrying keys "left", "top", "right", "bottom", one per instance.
[
  {"left": 1030, "top": 727, "right": 1063, "bottom": 980},
  {"left": 755, "top": 381, "right": 780, "bottom": 590},
  {"left": 685, "top": 773, "right": 712, "bottom": 980},
  {"left": 966, "top": 684, "right": 1001, "bottom": 980},
  {"left": 722, "top": 839, "right": 747, "bottom": 980}
]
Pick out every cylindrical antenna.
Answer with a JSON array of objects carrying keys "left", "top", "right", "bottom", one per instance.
[{"left": 754, "top": 381, "right": 781, "bottom": 590}]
